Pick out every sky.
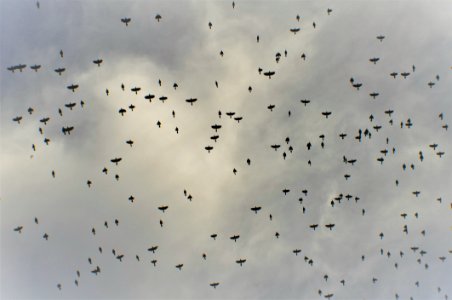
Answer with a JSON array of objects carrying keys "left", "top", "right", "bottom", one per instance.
[{"left": 1, "top": 0, "right": 452, "bottom": 299}]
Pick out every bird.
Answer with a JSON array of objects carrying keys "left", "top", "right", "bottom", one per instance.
[{"left": 121, "top": 17, "right": 131, "bottom": 26}]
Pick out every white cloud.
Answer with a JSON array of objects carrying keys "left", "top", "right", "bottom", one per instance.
[{"left": 1, "top": 1, "right": 451, "bottom": 299}]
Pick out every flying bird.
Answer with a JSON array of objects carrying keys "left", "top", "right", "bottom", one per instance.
[
  {"left": 67, "top": 84, "right": 79, "bottom": 92},
  {"left": 93, "top": 59, "right": 103, "bottom": 66},
  {"left": 251, "top": 206, "right": 262, "bottom": 213},
  {"left": 121, "top": 17, "right": 131, "bottom": 26},
  {"left": 30, "top": 64, "right": 41, "bottom": 72},
  {"left": 54, "top": 68, "right": 65, "bottom": 75},
  {"left": 236, "top": 259, "right": 246, "bottom": 266}
]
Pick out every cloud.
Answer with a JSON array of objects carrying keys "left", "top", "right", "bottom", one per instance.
[{"left": 1, "top": 1, "right": 452, "bottom": 299}]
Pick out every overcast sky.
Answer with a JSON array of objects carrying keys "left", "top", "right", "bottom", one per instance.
[{"left": 1, "top": 1, "right": 452, "bottom": 299}]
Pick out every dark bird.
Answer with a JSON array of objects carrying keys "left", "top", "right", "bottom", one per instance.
[
  {"left": 263, "top": 71, "right": 275, "bottom": 79},
  {"left": 67, "top": 84, "right": 79, "bottom": 92},
  {"left": 14, "top": 64, "right": 27, "bottom": 72},
  {"left": 186, "top": 98, "right": 198, "bottom": 105},
  {"left": 211, "top": 124, "right": 222, "bottom": 132},
  {"left": 251, "top": 206, "right": 261, "bottom": 213},
  {"left": 369, "top": 57, "right": 380, "bottom": 64},
  {"left": 353, "top": 83, "right": 362, "bottom": 90},
  {"left": 54, "top": 67, "right": 65, "bottom": 75},
  {"left": 325, "top": 224, "right": 335, "bottom": 230},
  {"left": 14, "top": 226, "right": 23, "bottom": 233},
  {"left": 401, "top": 72, "right": 410, "bottom": 79},
  {"left": 236, "top": 259, "right": 246, "bottom": 266},
  {"left": 145, "top": 94, "right": 155, "bottom": 102},
  {"left": 322, "top": 111, "right": 332, "bottom": 118},
  {"left": 155, "top": 14, "right": 162, "bottom": 22},
  {"left": 290, "top": 28, "right": 300, "bottom": 34},
  {"left": 91, "top": 266, "right": 100, "bottom": 275},
  {"left": 310, "top": 224, "right": 319, "bottom": 230},
  {"left": 230, "top": 235, "right": 240, "bottom": 242},
  {"left": 93, "top": 59, "right": 103, "bottom": 66},
  {"left": 148, "top": 246, "right": 158, "bottom": 253},
  {"left": 158, "top": 205, "right": 169, "bottom": 213},
  {"left": 293, "top": 249, "right": 301, "bottom": 256},
  {"left": 384, "top": 109, "right": 394, "bottom": 117},
  {"left": 226, "top": 112, "right": 236, "bottom": 118},
  {"left": 376, "top": 35, "right": 385, "bottom": 41},
  {"left": 348, "top": 159, "right": 357, "bottom": 165},
  {"left": 61, "top": 126, "right": 74, "bottom": 135},
  {"left": 175, "top": 264, "right": 183, "bottom": 270},
  {"left": 369, "top": 92, "right": 379, "bottom": 99},
  {"left": 116, "top": 254, "right": 124, "bottom": 262},
  {"left": 65, "top": 102, "right": 76, "bottom": 110},
  {"left": 110, "top": 158, "right": 122, "bottom": 165},
  {"left": 12, "top": 116, "right": 22, "bottom": 124},
  {"left": 205, "top": 146, "right": 213, "bottom": 153},
  {"left": 121, "top": 17, "right": 131, "bottom": 26},
  {"left": 131, "top": 87, "right": 141, "bottom": 94},
  {"left": 300, "top": 99, "right": 310, "bottom": 106},
  {"left": 210, "top": 282, "right": 219, "bottom": 289},
  {"left": 30, "top": 64, "right": 41, "bottom": 72}
]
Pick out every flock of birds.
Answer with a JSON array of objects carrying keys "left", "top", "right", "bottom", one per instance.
[{"left": 4, "top": 1, "right": 451, "bottom": 299}]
